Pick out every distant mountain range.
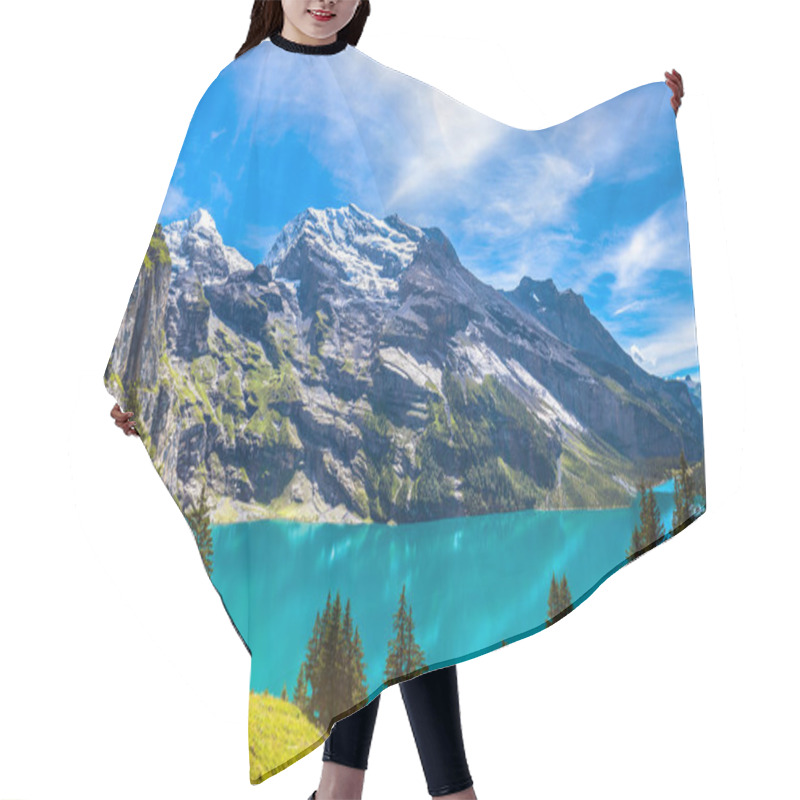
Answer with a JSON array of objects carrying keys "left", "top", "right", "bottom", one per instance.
[
  {"left": 500, "top": 276, "right": 705, "bottom": 418},
  {"left": 679, "top": 374, "right": 702, "bottom": 413},
  {"left": 104, "top": 204, "right": 704, "bottom": 524}
]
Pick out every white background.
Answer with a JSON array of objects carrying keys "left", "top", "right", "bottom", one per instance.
[{"left": 1, "top": 1, "right": 796, "bottom": 798}]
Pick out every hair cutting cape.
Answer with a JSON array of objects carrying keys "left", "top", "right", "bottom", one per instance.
[{"left": 103, "top": 31, "right": 706, "bottom": 785}]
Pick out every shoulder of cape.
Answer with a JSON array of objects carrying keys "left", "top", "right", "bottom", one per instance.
[
  {"left": 338, "top": 47, "right": 676, "bottom": 134},
  {"left": 186, "top": 39, "right": 275, "bottom": 113},
  {"left": 184, "top": 40, "right": 674, "bottom": 137}
]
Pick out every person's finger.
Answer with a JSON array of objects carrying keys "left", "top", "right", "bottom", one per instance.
[
  {"left": 666, "top": 70, "right": 684, "bottom": 94},
  {"left": 113, "top": 409, "right": 134, "bottom": 425},
  {"left": 116, "top": 416, "right": 137, "bottom": 435},
  {"left": 111, "top": 405, "right": 131, "bottom": 421}
]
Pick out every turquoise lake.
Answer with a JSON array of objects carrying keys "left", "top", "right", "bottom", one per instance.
[{"left": 210, "top": 477, "right": 700, "bottom": 698}]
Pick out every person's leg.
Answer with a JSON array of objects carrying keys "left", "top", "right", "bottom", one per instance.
[
  {"left": 400, "top": 665, "right": 476, "bottom": 798},
  {"left": 315, "top": 694, "right": 382, "bottom": 800}
]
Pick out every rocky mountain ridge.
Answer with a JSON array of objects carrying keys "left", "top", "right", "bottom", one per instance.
[{"left": 104, "top": 203, "right": 704, "bottom": 524}]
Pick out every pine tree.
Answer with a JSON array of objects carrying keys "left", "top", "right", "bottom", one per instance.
[
  {"left": 292, "top": 662, "right": 309, "bottom": 715},
  {"left": 329, "top": 592, "right": 347, "bottom": 701},
  {"left": 626, "top": 478, "right": 649, "bottom": 562},
  {"left": 280, "top": 682, "right": 288, "bottom": 702},
  {"left": 645, "top": 485, "right": 665, "bottom": 547},
  {"left": 559, "top": 574, "right": 574, "bottom": 617},
  {"left": 315, "top": 591, "right": 346, "bottom": 727},
  {"left": 672, "top": 471, "right": 682, "bottom": 529},
  {"left": 694, "top": 458, "right": 706, "bottom": 507},
  {"left": 185, "top": 484, "right": 214, "bottom": 576},
  {"left": 295, "top": 592, "right": 370, "bottom": 729},
  {"left": 350, "top": 625, "right": 369, "bottom": 707},
  {"left": 299, "top": 610, "right": 324, "bottom": 719},
  {"left": 681, "top": 451, "right": 695, "bottom": 510},
  {"left": 672, "top": 449, "right": 693, "bottom": 530},
  {"left": 546, "top": 571, "right": 574, "bottom": 625},
  {"left": 384, "top": 584, "right": 427, "bottom": 682},
  {"left": 546, "top": 572, "right": 560, "bottom": 627},
  {"left": 626, "top": 521, "right": 646, "bottom": 562},
  {"left": 339, "top": 599, "right": 369, "bottom": 711}
]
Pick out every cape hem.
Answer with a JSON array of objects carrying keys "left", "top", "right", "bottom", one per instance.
[{"left": 248, "top": 505, "right": 706, "bottom": 785}]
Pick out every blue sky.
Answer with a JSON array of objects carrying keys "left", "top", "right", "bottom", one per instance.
[{"left": 158, "top": 42, "right": 700, "bottom": 382}]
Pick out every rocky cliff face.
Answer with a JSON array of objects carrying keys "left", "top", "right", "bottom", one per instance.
[
  {"left": 502, "top": 276, "right": 703, "bottom": 461},
  {"left": 103, "top": 223, "right": 173, "bottom": 462},
  {"left": 103, "top": 204, "right": 704, "bottom": 524}
]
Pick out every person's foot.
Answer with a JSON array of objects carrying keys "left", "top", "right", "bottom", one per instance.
[{"left": 315, "top": 761, "right": 366, "bottom": 800}]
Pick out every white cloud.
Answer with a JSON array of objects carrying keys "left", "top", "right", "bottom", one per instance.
[
  {"left": 571, "top": 196, "right": 689, "bottom": 295},
  {"left": 613, "top": 299, "right": 649, "bottom": 316},
  {"left": 211, "top": 171, "right": 233, "bottom": 215},
  {"left": 610, "top": 212, "right": 671, "bottom": 290},
  {"left": 625, "top": 313, "right": 700, "bottom": 377},
  {"left": 228, "top": 47, "right": 674, "bottom": 272},
  {"left": 630, "top": 344, "right": 656, "bottom": 370},
  {"left": 464, "top": 229, "right": 583, "bottom": 292},
  {"left": 161, "top": 183, "right": 190, "bottom": 218}
]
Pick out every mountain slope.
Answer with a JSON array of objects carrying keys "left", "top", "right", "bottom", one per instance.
[{"left": 104, "top": 204, "right": 704, "bottom": 524}]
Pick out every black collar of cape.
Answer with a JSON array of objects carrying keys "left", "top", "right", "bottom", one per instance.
[{"left": 269, "top": 31, "right": 348, "bottom": 55}]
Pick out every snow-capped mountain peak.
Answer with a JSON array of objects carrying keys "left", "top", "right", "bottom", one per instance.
[
  {"left": 161, "top": 208, "right": 253, "bottom": 283},
  {"left": 263, "top": 203, "right": 427, "bottom": 299}
]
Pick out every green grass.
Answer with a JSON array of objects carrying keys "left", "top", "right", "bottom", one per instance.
[{"left": 248, "top": 690, "right": 324, "bottom": 784}]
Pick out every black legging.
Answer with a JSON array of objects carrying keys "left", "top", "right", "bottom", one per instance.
[{"left": 322, "top": 664, "right": 474, "bottom": 797}]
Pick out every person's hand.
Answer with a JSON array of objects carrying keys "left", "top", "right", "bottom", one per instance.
[
  {"left": 111, "top": 402, "right": 139, "bottom": 437},
  {"left": 665, "top": 68, "right": 684, "bottom": 116}
]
